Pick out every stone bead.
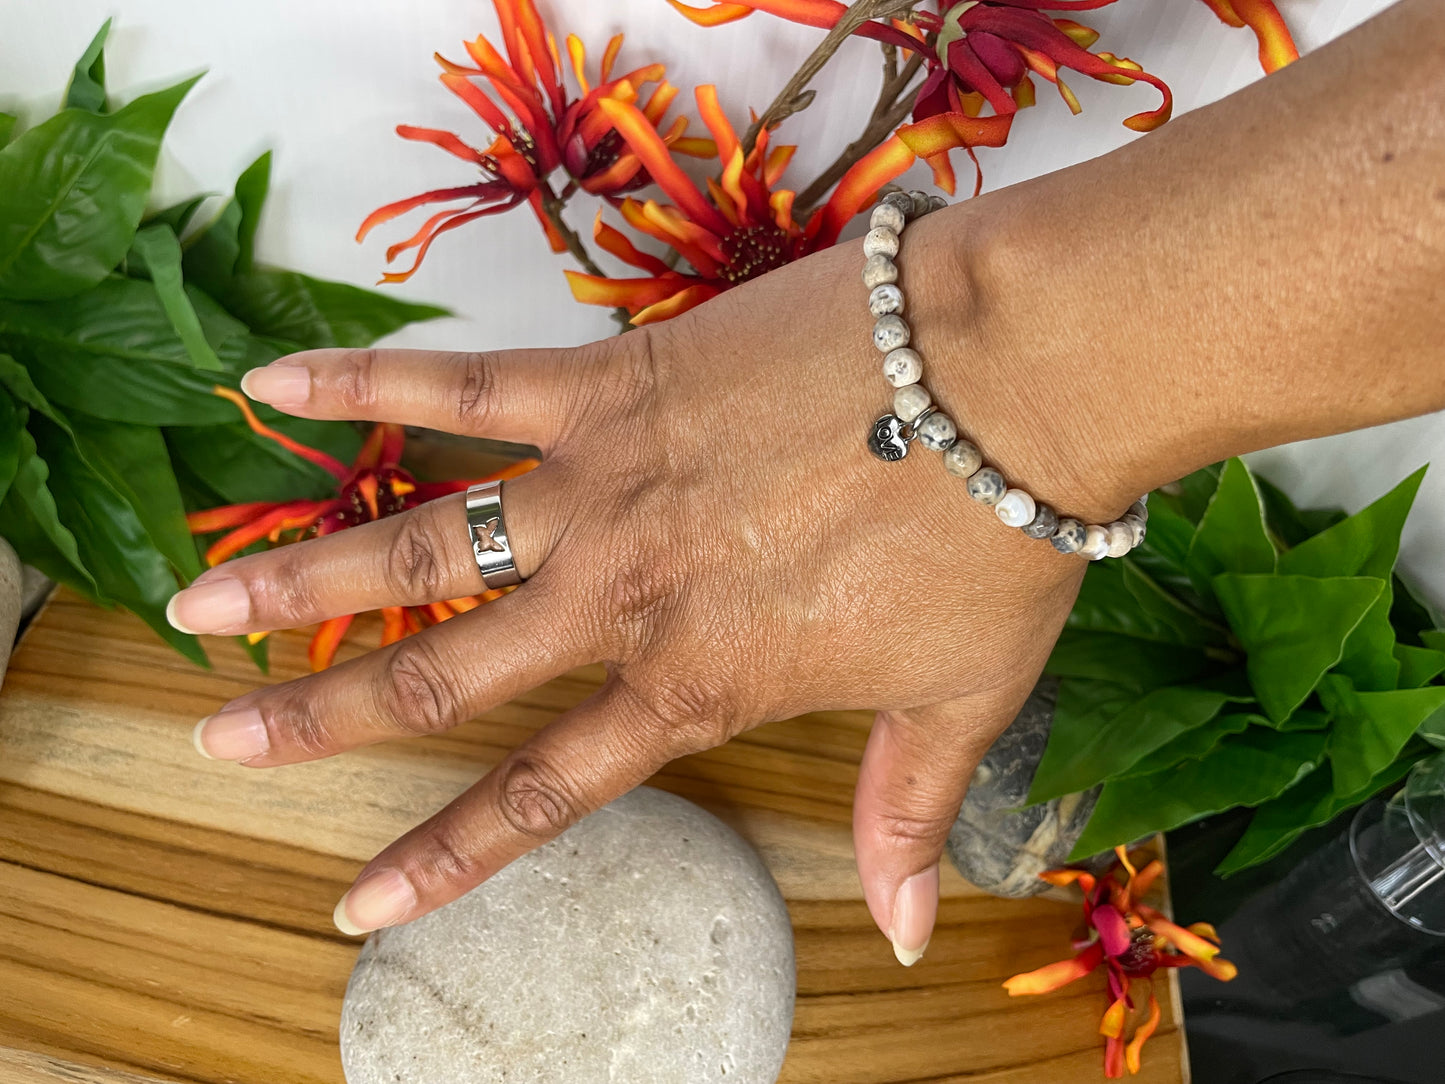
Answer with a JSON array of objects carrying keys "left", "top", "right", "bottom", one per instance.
[
  {"left": 1050, "top": 518, "right": 1086, "bottom": 554},
  {"left": 1021, "top": 503, "right": 1060, "bottom": 540},
  {"left": 1105, "top": 521, "right": 1134, "bottom": 558},
  {"left": 862, "top": 226, "right": 900, "bottom": 259},
  {"left": 1080, "top": 524, "right": 1111, "bottom": 561},
  {"left": 1124, "top": 513, "right": 1148, "bottom": 546},
  {"left": 927, "top": 194, "right": 948, "bottom": 213},
  {"left": 882, "top": 347, "right": 922, "bottom": 388},
  {"left": 882, "top": 191, "right": 914, "bottom": 217},
  {"left": 996, "top": 489, "right": 1037, "bottom": 528},
  {"left": 868, "top": 283, "right": 905, "bottom": 317},
  {"left": 908, "top": 190, "right": 932, "bottom": 218},
  {"left": 917, "top": 411, "right": 957, "bottom": 451},
  {"left": 943, "top": 439, "right": 982, "bottom": 478},
  {"left": 966, "top": 467, "right": 1007, "bottom": 506},
  {"left": 862, "top": 254, "right": 898, "bottom": 289},
  {"left": 870, "top": 202, "right": 906, "bottom": 233},
  {"left": 892, "top": 383, "right": 931, "bottom": 423},
  {"left": 872, "top": 314, "right": 910, "bottom": 352}
]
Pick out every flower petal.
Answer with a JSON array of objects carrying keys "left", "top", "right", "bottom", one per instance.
[
  {"left": 186, "top": 501, "right": 280, "bottom": 534},
  {"left": 593, "top": 211, "right": 672, "bottom": 274},
  {"left": 809, "top": 134, "right": 916, "bottom": 249},
  {"left": 630, "top": 283, "right": 722, "bottom": 324},
  {"left": 1224, "top": 0, "right": 1299, "bottom": 72},
  {"left": 564, "top": 270, "right": 690, "bottom": 312},
  {"left": 665, "top": 0, "right": 757, "bottom": 27},
  {"left": 381, "top": 201, "right": 525, "bottom": 283},
  {"left": 212, "top": 387, "right": 349, "bottom": 479},
  {"left": 1125, "top": 991, "right": 1161, "bottom": 1075},
  {"left": 1099, "top": 994, "right": 1129, "bottom": 1039},
  {"left": 357, "top": 184, "right": 501, "bottom": 243},
  {"left": 1093, "top": 904, "right": 1133, "bottom": 958},
  {"left": 1003, "top": 941, "right": 1105, "bottom": 996},
  {"left": 597, "top": 98, "right": 731, "bottom": 235},
  {"left": 309, "top": 614, "right": 354, "bottom": 671},
  {"left": 396, "top": 125, "right": 487, "bottom": 164}
]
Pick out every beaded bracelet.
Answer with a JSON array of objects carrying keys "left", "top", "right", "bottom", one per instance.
[{"left": 862, "top": 190, "right": 1148, "bottom": 560}]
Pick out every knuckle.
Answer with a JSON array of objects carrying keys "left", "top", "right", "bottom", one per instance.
[
  {"left": 415, "top": 817, "right": 484, "bottom": 886},
  {"left": 251, "top": 552, "right": 323, "bottom": 623},
  {"left": 872, "top": 807, "right": 957, "bottom": 851},
  {"left": 603, "top": 326, "right": 661, "bottom": 412},
  {"left": 628, "top": 670, "right": 740, "bottom": 753},
  {"left": 497, "top": 755, "right": 581, "bottom": 839},
  {"left": 604, "top": 555, "right": 678, "bottom": 635},
  {"left": 452, "top": 351, "right": 499, "bottom": 431},
  {"left": 378, "top": 636, "right": 461, "bottom": 734},
  {"left": 331, "top": 348, "right": 378, "bottom": 413},
  {"left": 268, "top": 689, "right": 332, "bottom": 760},
  {"left": 385, "top": 512, "right": 445, "bottom": 599}
]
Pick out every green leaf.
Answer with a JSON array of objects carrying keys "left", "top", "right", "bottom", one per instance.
[
  {"left": 166, "top": 416, "right": 358, "bottom": 505},
  {"left": 1394, "top": 644, "right": 1445, "bottom": 689},
  {"left": 215, "top": 269, "right": 450, "bottom": 350},
  {"left": 1125, "top": 499, "right": 1196, "bottom": 597},
  {"left": 1068, "top": 558, "right": 1221, "bottom": 649},
  {"left": 1154, "top": 464, "right": 1222, "bottom": 526},
  {"left": 1044, "top": 629, "right": 1210, "bottom": 688},
  {"left": 1187, "top": 458, "right": 1276, "bottom": 600},
  {"left": 1275, "top": 708, "right": 1332, "bottom": 732},
  {"left": 0, "top": 73, "right": 200, "bottom": 300},
  {"left": 1028, "top": 681, "right": 1252, "bottom": 802},
  {"left": 1070, "top": 728, "right": 1328, "bottom": 859},
  {"left": 1215, "top": 754, "right": 1423, "bottom": 876},
  {"left": 1213, "top": 573, "right": 1384, "bottom": 723},
  {"left": 1393, "top": 577, "right": 1443, "bottom": 645},
  {"left": 1122, "top": 560, "right": 1226, "bottom": 649},
  {"left": 0, "top": 385, "right": 25, "bottom": 507},
  {"left": 0, "top": 427, "right": 95, "bottom": 591},
  {"left": 129, "top": 225, "right": 224, "bottom": 370},
  {"left": 0, "top": 115, "right": 15, "bottom": 149},
  {"left": 1333, "top": 593, "right": 1402, "bottom": 691},
  {"left": 182, "top": 199, "right": 242, "bottom": 293},
  {"left": 1256, "top": 474, "right": 1347, "bottom": 549},
  {"left": 142, "top": 195, "right": 211, "bottom": 242},
  {"left": 1320, "top": 674, "right": 1445, "bottom": 797},
  {"left": 0, "top": 352, "right": 63, "bottom": 422},
  {"left": 65, "top": 20, "right": 112, "bottom": 113},
  {"left": 1424, "top": 630, "right": 1445, "bottom": 654},
  {"left": 1277, "top": 466, "right": 1425, "bottom": 580},
  {"left": 1115, "top": 710, "right": 1254, "bottom": 779},
  {"left": 233, "top": 151, "right": 271, "bottom": 273}
]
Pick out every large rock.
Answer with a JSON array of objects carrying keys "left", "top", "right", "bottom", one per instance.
[
  {"left": 946, "top": 679, "right": 1101, "bottom": 897},
  {"left": 0, "top": 540, "right": 21, "bottom": 690},
  {"left": 340, "top": 786, "right": 795, "bottom": 1084}
]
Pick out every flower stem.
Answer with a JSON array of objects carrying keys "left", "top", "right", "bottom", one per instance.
[
  {"left": 740, "top": 0, "right": 921, "bottom": 158},
  {"left": 539, "top": 184, "right": 632, "bottom": 332}
]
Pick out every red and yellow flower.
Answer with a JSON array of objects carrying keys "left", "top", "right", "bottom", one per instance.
[
  {"left": 1004, "top": 846, "right": 1236, "bottom": 1078},
  {"left": 1197, "top": 0, "right": 1299, "bottom": 73},
  {"left": 186, "top": 387, "right": 537, "bottom": 671},
  {"left": 565, "top": 85, "right": 973, "bottom": 323},
  {"left": 359, "top": 0, "right": 711, "bottom": 283}
]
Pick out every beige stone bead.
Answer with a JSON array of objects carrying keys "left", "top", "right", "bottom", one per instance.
[
  {"left": 1080, "top": 525, "right": 1111, "bottom": 561},
  {"left": 893, "top": 383, "right": 931, "bottom": 423},
  {"left": 943, "top": 439, "right": 982, "bottom": 478},
  {"left": 882, "top": 347, "right": 922, "bottom": 388},
  {"left": 862, "top": 254, "right": 898, "bottom": 289}
]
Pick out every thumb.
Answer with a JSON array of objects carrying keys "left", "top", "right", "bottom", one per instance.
[{"left": 853, "top": 699, "right": 1009, "bottom": 967}]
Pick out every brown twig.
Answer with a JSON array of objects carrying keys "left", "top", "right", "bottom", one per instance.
[
  {"left": 539, "top": 184, "right": 632, "bottom": 332},
  {"left": 794, "top": 50, "right": 925, "bottom": 211},
  {"left": 740, "top": 0, "right": 921, "bottom": 158}
]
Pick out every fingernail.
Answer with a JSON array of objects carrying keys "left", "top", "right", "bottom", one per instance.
[
  {"left": 888, "top": 865, "right": 939, "bottom": 967},
  {"left": 334, "top": 868, "right": 417, "bottom": 936},
  {"left": 167, "top": 577, "right": 251, "bottom": 634},
  {"left": 241, "top": 363, "right": 309, "bottom": 409},
  {"left": 193, "top": 708, "right": 269, "bottom": 761}
]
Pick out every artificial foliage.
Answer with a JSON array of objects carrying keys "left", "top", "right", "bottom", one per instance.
[
  {"left": 1033, "top": 458, "right": 1445, "bottom": 874},
  {"left": 0, "top": 23, "right": 447, "bottom": 666}
]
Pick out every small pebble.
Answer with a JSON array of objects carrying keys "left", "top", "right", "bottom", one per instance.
[
  {"left": 996, "top": 489, "right": 1037, "bottom": 528},
  {"left": 908, "top": 190, "right": 932, "bottom": 218},
  {"left": 1050, "top": 518, "right": 1086, "bottom": 555},
  {"left": 870, "top": 202, "right": 906, "bottom": 233},
  {"left": 863, "top": 227, "right": 900, "bottom": 259},
  {"left": 868, "top": 283, "right": 904, "bottom": 317},
  {"left": 943, "top": 440, "right": 982, "bottom": 478},
  {"left": 1021, "top": 504, "right": 1060, "bottom": 540},
  {"left": 862, "top": 254, "right": 898, "bottom": 289},
  {"left": 1080, "top": 524, "right": 1111, "bottom": 561},
  {"left": 967, "top": 467, "right": 1007, "bottom": 506},
  {"left": 893, "top": 384, "right": 931, "bottom": 423},
  {"left": 1105, "top": 521, "right": 1134, "bottom": 558},
  {"left": 882, "top": 347, "right": 922, "bottom": 387},
  {"left": 917, "top": 411, "right": 957, "bottom": 451},
  {"left": 873, "top": 314, "right": 910, "bottom": 353}
]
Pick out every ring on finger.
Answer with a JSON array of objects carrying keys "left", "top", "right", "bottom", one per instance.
[{"left": 466, "top": 480, "right": 524, "bottom": 590}]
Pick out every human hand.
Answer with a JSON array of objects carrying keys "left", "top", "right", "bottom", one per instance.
[{"left": 165, "top": 206, "right": 1135, "bottom": 963}]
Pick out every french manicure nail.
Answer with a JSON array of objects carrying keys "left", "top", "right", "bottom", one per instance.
[
  {"left": 889, "top": 865, "right": 939, "bottom": 967},
  {"left": 166, "top": 577, "right": 251, "bottom": 634},
  {"left": 240, "top": 364, "right": 309, "bottom": 409},
  {"left": 334, "top": 868, "right": 417, "bottom": 936},
  {"left": 192, "top": 708, "right": 269, "bottom": 761}
]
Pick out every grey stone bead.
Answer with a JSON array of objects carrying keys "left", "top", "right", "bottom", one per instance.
[
  {"left": 917, "top": 411, "right": 957, "bottom": 451},
  {"left": 1128, "top": 499, "right": 1149, "bottom": 523},
  {"left": 1020, "top": 503, "right": 1060, "bottom": 540},
  {"left": 881, "top": 346, "right": 922, "bottom": 388},
  {"left": 1124, "top": 513, "right": 1147, "bottom": 546},
  {"left": 908, "top": 190, "right": 932, "bottom": 218},
  {"left": 870, "top": 202, "right": 906, "bottom": 233},
  {"left": 882, "top": 191, "right": 914, "bottom": 217},
  {"left": 892, "top": 383, "right": 931, "bottom": 422},
  {"left": 872, "top": 314, "right": 910, "bottom": 352},
  {"left": 868, "top": 283, "right": 904, "bottom": 317},
  {"left": 1105, "top": 521, "right": 1134, "bottom": 558},
  {"left": 340, "top": 787, "right": 795, "bottom": 1084},
  {"left": 947, "top": 678, "right": 1104, "bottom": 898},
  {"left": 966, "top": 467, "right": 1007, "bottom": 506},
  {"left": 1080, "top": 524, "right": 1111, "bottom": 561},
  {"left": 1050, "top": 518, "right": 1086, "bottom": 554},
  {"left": 862, "top": 226, "right": 900, "bottom": 259},
  {"left": 943, "top": 439, "right": 982, "bottom": 478},
  {"left": 927, "top": 194, "right": 948, "bottom": 213},
  {"left": 862, "top": 254, "right": 898, "bottom": 289}
]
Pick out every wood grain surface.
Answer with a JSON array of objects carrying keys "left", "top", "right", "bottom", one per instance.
[{"left": 0, "top": 591, "right": 1187, "bottom": 1084}]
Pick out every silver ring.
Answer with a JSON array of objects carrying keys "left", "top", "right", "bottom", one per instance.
[{"left": 465, "top": 481, "right": 523, "bottom": 590}]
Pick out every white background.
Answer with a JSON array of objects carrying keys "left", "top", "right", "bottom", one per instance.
[{"left": 2, "top": 0, "right": 1439, "bottom": 605}]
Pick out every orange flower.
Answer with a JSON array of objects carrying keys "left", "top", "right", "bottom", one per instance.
[
  {"left": 1197, "top": 0, "right": 1299, "bottom": 73},
  {"left": 1004, "top": 846, "right": 1236, "bottom": 1078},
  {"left": 359, "top": 0, "right": 711, "bottom": 283},
  {"left": 185, "top": 388, "right": 537, "bottom": 671},
  {"left": 564, "top": 85, "right": 936, "bottom": 324}
]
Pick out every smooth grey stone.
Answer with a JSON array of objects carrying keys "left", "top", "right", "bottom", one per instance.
[
  {"left": 0, "top": 540, "right": 20, "bottom": 691},
  {"left": 340, "top": 787, "right": 795, "bottom": 1084},
  {"left": 882, "top": 191, "right": 913, "bottom": 217},
  {"left": 946, "top": 679, "right": 1101, "bottom": 898},
  {"left": 1021, "top": 504, "right": 1060, "bottom": 540}
]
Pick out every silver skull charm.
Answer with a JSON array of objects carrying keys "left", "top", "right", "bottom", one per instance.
[{"left": 867, "top": 413, "right": 908, "bottom": 461}]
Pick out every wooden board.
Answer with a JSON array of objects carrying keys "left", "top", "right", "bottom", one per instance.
[{"left": 0, "top": 591, "right": 1187, "bottom": 1084}]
